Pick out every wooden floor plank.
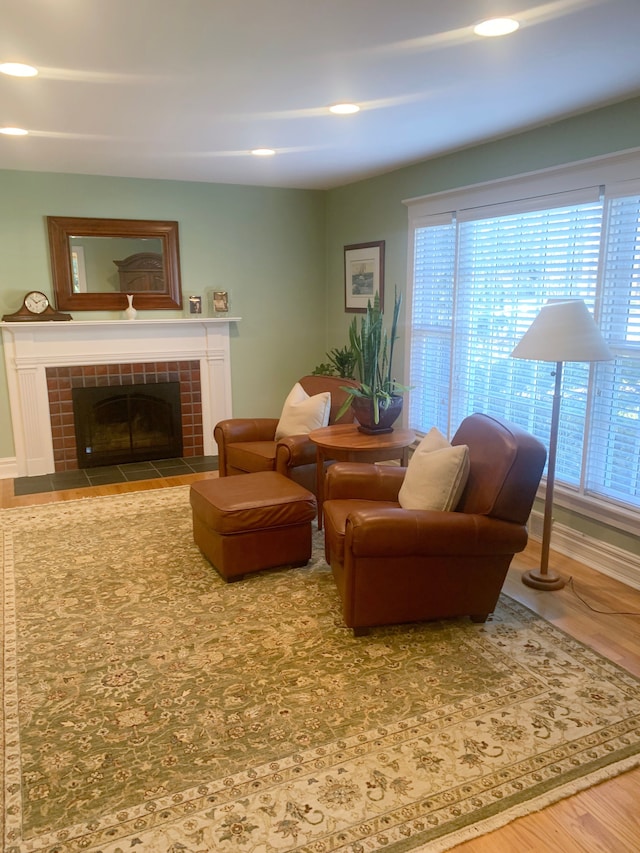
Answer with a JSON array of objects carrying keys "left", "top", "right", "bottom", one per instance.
[
  {"left": 0, "top": 470, "right": 218, "bottom": 508},
  {"left": 2, "top": 473, "right": 639, "bottom": 851}
]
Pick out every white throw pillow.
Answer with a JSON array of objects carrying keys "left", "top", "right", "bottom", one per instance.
[
  {"left": 398, "top": 427, "right": 470, "bottom": 511},
  {"left": 275, "top": 383, "right": 331, "bottom": 440}
]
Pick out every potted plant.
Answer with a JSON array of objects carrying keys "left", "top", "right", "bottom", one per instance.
[
  {"left": 336, "top": 288, "right": 410, "bottom": 433},
  {"left": 312, "top": 345, "right": 357, "bottom": 379}
]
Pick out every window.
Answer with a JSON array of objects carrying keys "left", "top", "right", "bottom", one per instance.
[{"left": 406, "top": 162, "right": 640, "bottom": 515}]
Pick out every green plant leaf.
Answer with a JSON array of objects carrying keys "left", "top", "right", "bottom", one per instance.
[{"left": 335, "top": 287, "right": 411, "bottom": 421}]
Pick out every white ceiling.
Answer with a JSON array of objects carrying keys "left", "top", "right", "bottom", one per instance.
[{"left": 2, "top": 0, "right": 640, "bottom": 190}]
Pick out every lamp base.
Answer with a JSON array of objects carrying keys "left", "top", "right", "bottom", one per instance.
[{"left": 522, "top": 569, "right": 566, "bottom": 591}]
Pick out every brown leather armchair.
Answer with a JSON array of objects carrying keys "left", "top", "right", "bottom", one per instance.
[
  {"left": 323, "top": 413, "right": 546, "bottom": 634},
  {"left": 214, "top": 375, "right": 358, "bottom": 495}
]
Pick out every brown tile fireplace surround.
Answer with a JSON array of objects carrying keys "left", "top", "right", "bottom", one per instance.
[
  {"left": 0, "top": 318, "right": 238, "bottom": 478},
  {"left": 47, "top": 361, "right": 201, "bottom": 471}
]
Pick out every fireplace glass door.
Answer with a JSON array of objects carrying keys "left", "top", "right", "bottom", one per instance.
[{"left": 72, "top": 382, "right": 183, "bottom": 467}]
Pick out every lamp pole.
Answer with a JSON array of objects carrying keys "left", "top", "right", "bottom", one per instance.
[
  {"left": 522, "top": 362, "right": 566, "bottom": 590},
  {"left": 511, "top": 299, "right": 612, "bottom": 592}
]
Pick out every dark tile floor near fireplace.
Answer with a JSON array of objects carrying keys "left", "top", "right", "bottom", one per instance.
[{"left": 13, "top": 456, "right": 218, "bottom": 496}]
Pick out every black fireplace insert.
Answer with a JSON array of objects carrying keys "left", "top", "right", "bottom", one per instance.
[{"left": 72, "top": 382, "right": 183, "bottom": 468}]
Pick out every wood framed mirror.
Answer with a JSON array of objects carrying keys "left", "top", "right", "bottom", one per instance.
[{"left": 47, "top": 216, "right": 183, "bottom": 311}]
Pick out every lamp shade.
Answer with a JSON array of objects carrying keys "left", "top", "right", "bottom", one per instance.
[{"left": 511, "top": 299, "right": 613, "bottom": 362}]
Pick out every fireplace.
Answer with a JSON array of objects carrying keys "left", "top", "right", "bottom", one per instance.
[
  {"left": 1, "top": 318, "right": 237, "bottom": 478},
  {"left": 46, "top": 360, "right": 203, "bottom": 472},
  {"left": 73, "top": 382, "right": 183, "bottom": 467}
]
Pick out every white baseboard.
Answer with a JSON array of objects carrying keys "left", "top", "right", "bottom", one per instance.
[
  {"left": 0, "top": 457, "right": 18, "bottom": 479},
  {"left": 529, "top": 509, "right": 640, "bottom": 592}
]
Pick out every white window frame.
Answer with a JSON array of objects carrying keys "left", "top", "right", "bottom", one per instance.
[{"left": 403, "top": 148, "right": 640, "bottom": 536}]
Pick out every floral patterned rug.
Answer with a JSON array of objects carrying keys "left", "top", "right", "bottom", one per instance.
[{"left": 2, "top": 486, "right": 640, "bottom": 853}]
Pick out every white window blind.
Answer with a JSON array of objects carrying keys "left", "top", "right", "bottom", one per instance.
[
  {"left": 588, "top": 191, "right": 640, "bottom": 503},
  {"left": 409, "top": 216, "right": 455, "bottom": 435},
  {"left": 408, "top": 185, "right": 640, "bottom": 512}
]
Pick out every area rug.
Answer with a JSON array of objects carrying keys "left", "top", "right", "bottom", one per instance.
[{"left": 2, "top": 487, "right": 640, "bottom": 853}]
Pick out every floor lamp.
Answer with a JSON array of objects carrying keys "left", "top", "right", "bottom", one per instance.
[{"left": 511, "top": 300, "right": 612, "bottom": 591}]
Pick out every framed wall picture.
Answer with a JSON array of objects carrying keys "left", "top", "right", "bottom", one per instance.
[{"left": 344, "top": 240, "right": 385, "bottom": 313}]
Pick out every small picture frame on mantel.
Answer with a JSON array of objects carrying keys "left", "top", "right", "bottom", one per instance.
[
  {"left": 188, "top": 295, "right": 202, "bottom": 314},
  {"left": 212, "top": 290, "right": 229, "bottom": 315},
  {"left": 344, "top": 240, "right": 385, "bottom": 313}
]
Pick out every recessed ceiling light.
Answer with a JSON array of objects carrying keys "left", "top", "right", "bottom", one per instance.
[
  {"left": 329, "top": 103, "right": 360, "bottom": 115},
  {"left": 473, "top": 18, "right": 520, "bottom": 37},
  {"left": 251, "top": 148, "right": 275, "bottom": 157},
  {"left": 0, "top": 126, "right": 29, "bottom": 136},
  {"left": 0, "top": 62, "right": 38, "bottom": 77}
]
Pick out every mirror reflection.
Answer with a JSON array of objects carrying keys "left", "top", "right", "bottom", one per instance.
[
  {"left": 47, "top": 217, "right": 182, "bottom": 311},
  {"left": 70, "top": 237, "right": 164, "bottom": 294}
]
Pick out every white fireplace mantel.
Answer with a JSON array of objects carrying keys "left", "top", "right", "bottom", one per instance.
[{"left": 1, "top": 318, "right": 240, "bottom": 477}]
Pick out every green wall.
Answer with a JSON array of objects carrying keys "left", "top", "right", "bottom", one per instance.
[
  {"left": 1, "top": 96, "right": 639, "bottom": 556},
  {"left": 324, "top": 96, "right": 640, "bottom": 359},
  {"left": 0, "top": 172, "right": 327, "bottom": 459},
  {"left": 324, "top": 96, "right": 640, "bottom": 556}
]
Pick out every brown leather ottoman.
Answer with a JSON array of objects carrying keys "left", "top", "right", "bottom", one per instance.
[{"left": 190, "top": 471, "right": 317, "bottom": 581}]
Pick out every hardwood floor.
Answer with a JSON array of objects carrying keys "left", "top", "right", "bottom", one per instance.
[
  {"left": 0, "top": 470, "right": 218, "bottom": 509},
  {"left": 2, "top": 474, "right": 640, "bottom": 851}
]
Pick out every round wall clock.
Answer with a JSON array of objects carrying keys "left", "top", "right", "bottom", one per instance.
[{"left": 2, "top": 291, "right": 72, "bottom": 322}]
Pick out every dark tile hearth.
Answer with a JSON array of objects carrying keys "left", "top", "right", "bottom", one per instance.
[{"left": 13, "top": 456, "right": 218, "bottom": 496}]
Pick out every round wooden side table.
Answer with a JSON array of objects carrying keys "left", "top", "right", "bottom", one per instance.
[{"left": 309, "top": 423, "right": 415, "bottom": 528}]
